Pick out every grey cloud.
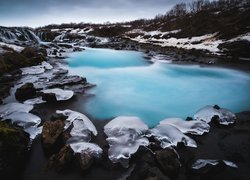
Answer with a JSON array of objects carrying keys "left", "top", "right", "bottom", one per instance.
[{"left": 0, "top": 0, "right": 192, "bottom": 27}]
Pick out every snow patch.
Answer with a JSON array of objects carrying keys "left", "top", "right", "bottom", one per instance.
[
  {"left": 104, "top": 116, "right": 149, "bottom": 166},
  {"left": 0, "top": 42, "right": 24, "bottom": 52},
  {"left": 194, "top": 105, "right": 236, "bottom": 125},
  {"left": 56, "top": 109, "right": 97, "bottom": 136},
  {"left": 160, "top": 118, "right": 210, "bottom": 135},
  {"left": 148, "top": 124, "right": 197, "bottom": 148},
  {"left": 41, "top": 88, "right": 74, "bottom": 101},
  {"left": 69, "top": 142, "right": 103, "bottom": 157},
  {"left": 192, "top": 159, "right": 238, "bottom": 169}
]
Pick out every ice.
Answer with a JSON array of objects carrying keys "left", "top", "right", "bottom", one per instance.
[
  {"left": 0, "top": 42, "right": 24, "bottom": 52},
  {"left": 192, "top": 159, "right": 238, "bottom": 169},
  {"left": 41, "top": 88, "right": 74, "bottom": 101},
  {"left": 0, "top": 102, "right": 33, "bottom": 118},
  {"left": 160, "top": 118, "right": 210, "bottom": 135},
  {"left": 104, "top": 116, "right": 149, "bottom": 166},
  {"left": 194, "top": 105, "right": 236, "bottom": 125},
  {"left": 104, "top": 116, "right": 148, "bottom": 136},
  {"left": 69, "top": 142, "right": 103, "bottom": 158},
  {"left": 21, "top": 61, "right": 52, "bottom": 75},
  {"left": 192, "top": 159, "right": 219, "bottom": 169},
  {"left": 24, "top": 97, "right": 46, "bottom": 105},
  {"left": 24, "top": 126, "right": 43, "bottom": 140},
  {"left": 67, "top": 119, "right": 93, "bottom": 142},
  {"left": 56, "top": 109, "right": 97, "bottom": 136},
  {"left": 223, "top": 160, "right": 238, "bottom": 168},
  {"left": 0, "top": 102, "right": 41, "bottom": 139},
  {"left": 4, "top": 112, "right": 41, "bottom": 128},
  {"left": 148, "top": 124, "right": 197, "bottom": 148},
  {"left": 41, "top": 61, "right": 53, "bottom": 70},
  {"left": 21, "top": 65, "right": 45, "bottom": 75}
]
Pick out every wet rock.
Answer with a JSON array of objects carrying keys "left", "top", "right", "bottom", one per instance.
[
  {"left": 47, "top": 75, "right": 86, "bottom": 88},
  {"left": 40, "top": 92, "right": 57, "bottom": 103},
  {"left": 15, "top": 83, "right": 37, "bottom": 101},
  {"left": 48, "top": 145, "right": 74, "bottom": 171},
  {"left": 74, "top": 152, "right": 94, "bottom": 172},
  {"left": 0, "top": 121, "right": 30, "bottom": 177},
  {"left": 41, "top": 120, "right": 65, "bottom": 155},
  {"left": 155, "top": 149, "right": 181, "bottom": 178}
]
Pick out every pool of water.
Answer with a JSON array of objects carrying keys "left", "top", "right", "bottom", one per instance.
[{"left": 67, "top": 48, "right": 250, "bottom": 127}]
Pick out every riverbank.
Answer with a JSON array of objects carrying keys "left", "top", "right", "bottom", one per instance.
[{"left": 0, "top": 45, "right": 250, "bottom": 180}]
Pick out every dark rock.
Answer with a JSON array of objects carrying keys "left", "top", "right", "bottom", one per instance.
[
  {"left": 74, "top": 152, "right": 94, "bottom": 172},
  {"left": 41, "top": 120, "right": 65, "bottom": 155},
  {"left": 218, "top": 40, "right": 250, "bottom": 58},
  {"left": 40, "top": 92, "right": 57, "bottom": 103},
  {"left": 213, "top": 105, "right": 221, "bottom": 110},
  {"left": 145, "top": 167, "right": 170, "bottom": 180},
  {"left": 155, "top": 149, "right": 181, "bottom": 178},
  {"left": 186, "top": 117, "right": 193, "bottom": 121},
  {"left": 48, "top": 145, "right": 74, "bottom": 171},
  {"left": 15, "top": 83, "right": 36, "bottom": 101},
  {"left": 0, "top": 121, "right": 30, "bottom": 177}
]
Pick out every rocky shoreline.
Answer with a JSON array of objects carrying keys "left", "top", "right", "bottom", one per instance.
[{"left": 0, "top": 42, "right": 250, "bottom": 180}]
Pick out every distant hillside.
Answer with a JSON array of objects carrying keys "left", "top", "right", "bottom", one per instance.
[{"left": 1, "top": 0, "right": 250, "bottom": 58}]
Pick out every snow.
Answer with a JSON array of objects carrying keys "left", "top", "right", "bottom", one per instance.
[
  {"left": 0, "top": 102, "right": 33, "bottom": 118},
  {"left": 56, "top": 109, "right": 97, "bottom": 136},
  {"left": 69, "top": 142, "right": 103, "bottom": 157},
  {"left": 24, "top": 97, "right": 46, "bottom": 105},
  {"left": 21, "top": 66, "right": 45, "bottom": 75},
  {"left": 4, "top": 112, "right": 41, "bottom": 127},
  {"left": 148, "top": 124, "right": 197, "bottom": 148},
  {"left": 104, "top": 116, "right": 148, "bottom": 136},
  {"left": 104, "top": 116, "right": 149, "bottom": 166},
  {"left": 56, "top": 109, "right": 101, "bottom": 157},
  {"left": 0, "top": 102, "right": 41, "bottom": 140},
  {"left": 41, "top": 88, "right": 74, "bottom": 101},
  {"left": 194, "top": 105, "right": 236, "bottom": 125},
  {"left": 192, "top": 159, "right": 238, "bottom": 169},
  {"left": 229, "top": 32, "right": 250, "bottom": 42},
  {"left": 0, "top": 42, "right": 24, "bottom": 52},
  {"left": 129, "top": 32, "right": 223, "bottom": 53},
  {"left": 41, "top": 61, "right": 53, "bottom": 70},
  {"left": 160, "top": 118, "right": 210, "bottom": 135}
]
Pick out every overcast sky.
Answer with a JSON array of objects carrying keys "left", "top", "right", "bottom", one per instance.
[{"left": 0, "top": 0, "right": 192, "bottom": 27}]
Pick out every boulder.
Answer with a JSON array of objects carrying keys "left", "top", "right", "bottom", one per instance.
[
  {"left": 41, "top": 120, "right": 65, "bottom": 155},
  {"left": 15, "top": 83, "right": 36, "bottom": 101},
  {"left": 155, "top": 149, "right": 181, "bottom": 178},
  {"left": 0, "top": 121, "right": 30, "bottom": 177},
  {"left": 48, "top": 145, "right": 74, "bottom": 171}
]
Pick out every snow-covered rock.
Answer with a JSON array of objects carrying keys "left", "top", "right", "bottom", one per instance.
[
  {"left": 41, "top": 88, "right": 74, "bottom": 101},
  {"left": 192, "top": 159, "right": 238, "bottom": 169},
  {"left": 104, "top": 116, "right": 149, "bottom": 166},
  {"left": 194, "top": 105, "right": 236, "bottom": 125},
  {"left": 69, "top": 142, "right": 103, "bottom": 158},
  {"left": 21, "top": 66, "right": 45, "bottom": 75},
  {"left": 160, "top": 118, "right": 210, "bottom": 135},
  {"left": 0, "top": 42, "right": 24, "bottom": 52},
  {"left": 0, "top": 102, "right": 33, "bottom": 118},
  {"left": 24, "top": 97, "right": 46, "bottom": 105},
  {"left": 0, "top": 102, "right": 41, "bottom": 140},
  {"left": 56, "top": 109, "right": 97, "bottom": 135},
  {"left": 21, "top": 61, "right": 53, "bottom": 75},
  {"left": 148, "top": 124, "right": 197, "bottom": 148}
]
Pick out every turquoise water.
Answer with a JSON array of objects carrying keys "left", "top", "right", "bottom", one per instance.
[{"left": 67, "top": 48, "right": 250, "bottom": 127}]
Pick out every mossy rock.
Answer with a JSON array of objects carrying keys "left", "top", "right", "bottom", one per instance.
[{"left": 0, "top": 121, "right": 30, "bottom": 177}]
